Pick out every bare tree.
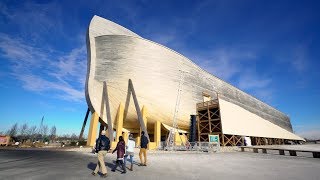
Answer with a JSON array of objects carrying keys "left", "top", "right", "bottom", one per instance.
[
  {"left": 7, "top": 123, "right": 18, "bottom": 137},
  {"left": 71, "top": 133, "right": 78, "bottom": 141},
  {"left": 50, "top": 126, "right": 56, "bottom": 142},
  {"left": 28, "top": 126, "right": 37, "bottom": 141},
  {"left": 43, "top": 125, "right": 48, "bottom": 138},
  {"left": 19, "top": 123, "right": 29, "bottom": 142},
  {"left": 20, "top": 123, "right": 28, "bottom": 136}
]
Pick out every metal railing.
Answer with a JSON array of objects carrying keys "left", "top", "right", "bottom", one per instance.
[{"left": 158, "top": 141, "right": 220, "bottom": 152}]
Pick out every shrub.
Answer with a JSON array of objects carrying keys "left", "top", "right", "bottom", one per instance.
[
  {"left": 78, "top": 140, "right": 87, "bottom": 146},
  {"left": 70, "top": 141, "right": 77, "bottom": 146}
]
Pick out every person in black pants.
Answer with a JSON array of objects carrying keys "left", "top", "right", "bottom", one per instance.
[{"left": 111, "top": 136, "right": 126, "bottom": 174}]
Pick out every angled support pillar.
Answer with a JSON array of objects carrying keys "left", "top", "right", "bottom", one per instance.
[
  {"left": 129, "top": 79, "right": 150, "bottom": 140},
  {"left": 79, "top": 108, "right": 90, "bottom": 140},
  {"left": 87, "top": 112, "right": 99, "bottom": 147},
  {"left": 102, "top": 81, "right": 114, "bottom": 141}
]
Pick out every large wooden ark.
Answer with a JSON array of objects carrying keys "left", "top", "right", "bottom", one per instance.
[{"left": 85, "top": 16, "right": 303, "bottom": 147}]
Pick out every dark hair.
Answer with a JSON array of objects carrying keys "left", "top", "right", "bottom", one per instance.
[
  {"left": 119, "top": 136, "right": 124, "bottom": 142},
  {"left": 141, "top": 131, "right": 145, "bottom": 135}
]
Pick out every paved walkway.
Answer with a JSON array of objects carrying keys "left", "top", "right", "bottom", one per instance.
[{"left": 0, "top": 148, "right": 319, "bottom": 180}]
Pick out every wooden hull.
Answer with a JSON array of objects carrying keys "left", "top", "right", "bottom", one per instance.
[{"left": 85, "top": 16, "right": 293, "bottom": 134}]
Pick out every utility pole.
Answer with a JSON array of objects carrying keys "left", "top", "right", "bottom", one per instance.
[{"left": 166, "top": 70, "right": 187, "bottom": 150}]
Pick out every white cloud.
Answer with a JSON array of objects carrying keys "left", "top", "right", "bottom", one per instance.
[
  {"left": 0, "top": 33, "right": 86, "bottom": 102},
  {"left": 200, "top": 49, "right": 242, "bottom": 80},
  {"left": 0, "top": 1, "right": 64, "bottom": 42},
  {"left": 48, "top": 45, "right": 87, "bottom": 89},
  {"left": 238, "top": 74, "right": 272, "bottom": 90},
  {"left": 190, "top": 48, "right": 274, "bottom": 102}
]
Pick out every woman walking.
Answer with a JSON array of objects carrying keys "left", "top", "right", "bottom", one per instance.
[{"left": 111, "top": 136, "right": 126, "bottom": 174}]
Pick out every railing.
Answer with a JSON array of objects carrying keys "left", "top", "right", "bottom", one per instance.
[
  {"left": 158, "top": 141, "right": 220, "bottom": 152},
  {"left": 196, "top": 99, "right": 219, "bottom": 109}
]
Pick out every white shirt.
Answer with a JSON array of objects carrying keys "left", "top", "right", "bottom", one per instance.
[{"left": 126, "top": 139, "right": 135, "bottom": 153}]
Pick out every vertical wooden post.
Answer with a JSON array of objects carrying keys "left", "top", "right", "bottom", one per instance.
[
  {"left": 242, "top": 136, "right": 244, "bottom": 146},
  {"left": 87, "top": 112, "right": 99, "bottom": 147},
  {"left": 232, "top": 135, "right": 236, "bottom": 146},
  {"left": 207, "top": 107, "right": 211, "bottom": 133},
  {"left": 154, "top": 121, "right": 161, "bottom": 147},
  {"left": 222, "top": 134, "right": 225, "bottom": 146}
]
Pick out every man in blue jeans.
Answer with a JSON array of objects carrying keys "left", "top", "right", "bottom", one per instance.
[{"left": 124, "top": 133, "right": 136, "bottom": 171}]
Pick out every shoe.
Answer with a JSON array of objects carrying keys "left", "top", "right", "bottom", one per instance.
[
  {"left": 129, "top": 165, "right": 133, "bottom": 171},
  {"left": 111, "top": 169, "right": 115, "bottom": 172},
  {"left": 121, "top": 171, "right": 126, "bottom": 174},
  {"left": 144, "top": 164, "right": 147, "bottom": 166},
  {"left": 139, "top": 163, "right": 144, "bottom": 166},
  {"left": 101, "top": 174, "right": 108, "bottom": 178},
  {"left": 92, "top": 172, "right": 97, "bottom": 176}
]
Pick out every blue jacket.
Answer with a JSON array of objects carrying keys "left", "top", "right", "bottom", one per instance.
[
  {"left": 140, "top": 135, "right": 149, "bottom": 148},
  {"left": 96, "top": 135, "right": 110, "bottom": 152}
]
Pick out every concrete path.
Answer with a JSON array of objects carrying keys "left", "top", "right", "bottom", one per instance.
[{"left": 0, "top": 148, "right": 319, "bottom": 180}]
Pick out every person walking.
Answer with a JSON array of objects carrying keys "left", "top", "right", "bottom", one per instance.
[
  {"left": 124, "top": 133, "right": 135, "bottom": 171},
  {"left": 139, "top": 131, "right": 149, "bottom": 166},
  {"left": 92, "top": 130, "right": 110, "bottom": 178},
  {"left": 111, "top": 136, "right": 126, "bottom": 174}
]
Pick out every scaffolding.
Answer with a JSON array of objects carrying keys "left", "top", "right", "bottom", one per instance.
[
  {"left": 196, "top": 98, "right": 289, "bottom": 146},
  {"left": 196, "top": 97, "right": 245, "bottom": 146}
]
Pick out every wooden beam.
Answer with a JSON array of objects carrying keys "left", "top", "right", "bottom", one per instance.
[
  {"left": 207, "top": 106, "right": 212, "bottom": 133},
  {"left": 129, "top": 79, "right": 149, "bottom": 141},
  {"left": 222, "top": 133, "right": 225, "bottom": 146},
  {"left": 123, "top": 80, "right": 132, "bottom": 122},
  {"left": 79, "top": 108, "right": 90, "bottom": 140},
  {"left": 103, "top": 81, "right": 114, "bottom": 141}
]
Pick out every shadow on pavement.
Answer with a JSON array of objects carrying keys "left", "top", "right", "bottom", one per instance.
[{"left": 87, "top": 161, "right": 115, "bottom": 170}]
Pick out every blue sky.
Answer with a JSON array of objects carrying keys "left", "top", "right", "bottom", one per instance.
[{"left": 0, "top": 0, "right": 319, "bottom": 139}]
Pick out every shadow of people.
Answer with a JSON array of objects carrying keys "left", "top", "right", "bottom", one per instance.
[
  {"left": 87, "top": 161, "right": 117, "bottom": 173},
  {"left": 87, "top": 162, "right": 96, "bottom": 171}
]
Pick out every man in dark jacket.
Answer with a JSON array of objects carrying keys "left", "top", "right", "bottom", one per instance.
[
  {"left": 92, "top": 130, "right": 110, "bottom": 178},
  {"left": 139, "top": 131, "right": 149, "bottom": 166}
]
